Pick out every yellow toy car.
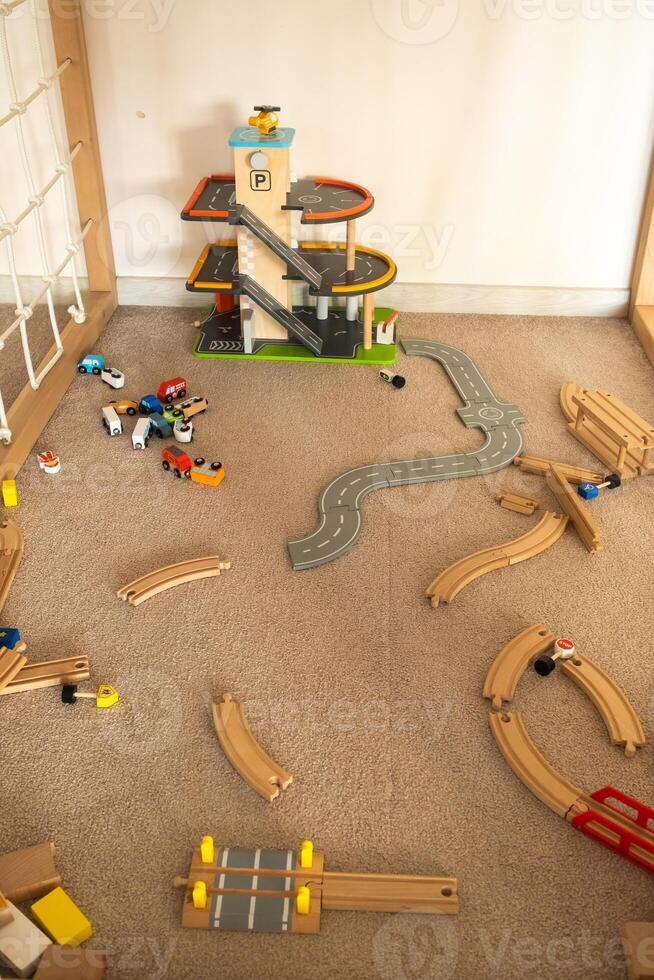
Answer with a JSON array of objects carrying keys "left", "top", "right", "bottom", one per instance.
[{"left": 249, "top": 105, "right": 280, "bottom": 136}]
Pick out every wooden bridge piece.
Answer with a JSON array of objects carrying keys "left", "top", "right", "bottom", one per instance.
[
  {"left": 212, "top": 694, "right": 293, "bottom": 802},
  {"left": 561, "top": 384, "right": 654, "bottom": 478},
  {"left": 546, "top": 465, "right": 603, "bottom": 552}
]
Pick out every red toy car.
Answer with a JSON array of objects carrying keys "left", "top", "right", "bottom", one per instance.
[
  {"left": 161, "top": 445, "right": 192, "bottom": 478},
  {"left": 157, "top": 377, "right": 187, "bottom": 404}
]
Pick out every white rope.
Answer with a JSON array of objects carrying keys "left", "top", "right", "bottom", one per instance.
[
  {"left": 0, "top": 219, "right": 92, "bottom": 389},
  {"left": 31, "top": 12, "right": 86, "bottom": 323},
  {"left": 0, "top": 140, "right": 82, "bottom": 245},
  {"left": 0, "top": 57, "right": 71, "bottom": 129},
  {"left": 0, "top": 1, "right": 28, "bottom": 16},
  {"left": 0, "top": 11, "right": 64, "bottom": 374}
]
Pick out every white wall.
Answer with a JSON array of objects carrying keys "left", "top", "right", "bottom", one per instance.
[{"left": 3, "top": 0, "right": 654, "bottom": 308}]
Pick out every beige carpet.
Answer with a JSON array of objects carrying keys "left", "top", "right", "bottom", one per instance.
[{"left": 2, "top": 306, "right": 653, "bottom": 980}]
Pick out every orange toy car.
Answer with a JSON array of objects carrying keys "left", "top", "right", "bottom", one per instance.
[
  {"left": 190, "top": 459, "right": 224, "bottom": 487},
  {"left": 108, "top": 399, "right": 138, "bottom": 417}
]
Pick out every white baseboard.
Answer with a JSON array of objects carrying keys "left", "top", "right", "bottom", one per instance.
[
  {"left": 0, "top": 275, "right": 630, "bottom": 319},
  {"left": 117, "top": 278, "right": 631, "bottom": 318}
]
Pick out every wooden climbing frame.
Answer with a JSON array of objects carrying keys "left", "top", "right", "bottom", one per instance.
[{"left": 631, "top": 147, "right": 654, "bottom": 367}]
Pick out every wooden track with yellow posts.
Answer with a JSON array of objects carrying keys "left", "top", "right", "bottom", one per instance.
[
  {"left": 0, "top": 519, "right": 23, "bottom": 614},
  {"left": 117, "top": 557, "right": 231, "bottom": 606},
  {"left": 174, "top": 838, "right": 458, "bottom": 933},
  {"left": 212, "top": 693, "right": 293, "bottom": 802},
  {"left": 426, "top": 512, "right": 568, "bottom": 606}
]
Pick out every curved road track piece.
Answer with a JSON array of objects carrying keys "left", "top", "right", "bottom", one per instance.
[
  {"left": 561, "top": 656, "right": 646, "bottom": 758},
  {"left": 117, "top": 557, "right": 231, "bottom": 606},
  {"left": 483, "top": 624, "right": 556, "bottom": 711},
  {"left": 0, "top": 519, "right": 23, "bottom": 614},
  {"left": 213, "top": 693, "right": 293, "bottom": 802},
  {"left": 426, "top": 511, "right": 568, "bottom": 606},
  {"left": 489, "top": 711, "right": 584, "bottom": 818},
  {"left": 288, "top": 338, "right": 526, "bottom": 570}
]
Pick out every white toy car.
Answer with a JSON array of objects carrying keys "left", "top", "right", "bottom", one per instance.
[
  {"left": 101, "top": 367, "right": 125, "bottom": 389},
  {"left": 102, "top": 406, "right": 122, "bottom": 437},
  {"left": 132, "top": 417, "right": 151, "bottom": 450},
  {"left": 173, "top": 419, "right": 193, "bottom": 444}
]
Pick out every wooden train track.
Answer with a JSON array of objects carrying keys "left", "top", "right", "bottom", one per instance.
[
  {"left": 175, "top": 839, "right": 458, "bottom": 933},
  {"left": 483, "top": 624, "right": 556, "bottom": 711},
  {"left": 489, "top": 711, "right": 584, "bottom": 818},
  {"left": 514, "top": 454, "right": 604, "bottom": 486},
  {"left": 486, "top": 625, "right": 653, "bottom": 875},
  {"left": 0, "top": 519, "right": 23, "bottom": 614},
  {"left": 426, "top": 512, "right": 569, "bottom": 606},
  {"left": 0, "top": 642, "right": 27, "bottom": 693},
  {"left": 212, "top": 693, "right": 293, "bottom": 802},
  {"left": 560, "top": 656, "right": 645, "bottom": 758},
  {"left": 117, "top": 557, "right": 231, "bottom": 606},
  {"left": 546, "top": 465, "right": 603, "bottom": 552},
  {"left": 0, "top": 656, "right": 90, "bottom": 696}
]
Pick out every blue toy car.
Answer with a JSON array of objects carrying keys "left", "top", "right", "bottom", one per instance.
[
  {"left": 139, "top": 394, "right": 164, "bottom": 415},
  {"left": 0, "top": 627, "right": 20, "bottom": 650},
  {"left": 148, "top": 413, "right": 173, "bottom": 439},
  {"left": 77, "top": 354, "right": 105, "bottom": 375}
]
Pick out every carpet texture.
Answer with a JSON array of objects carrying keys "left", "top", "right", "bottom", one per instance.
[{"left": 1, "top": 306, "right": 653, "bottom": 980}]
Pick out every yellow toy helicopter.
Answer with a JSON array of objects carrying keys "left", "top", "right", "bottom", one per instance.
[{"left": 248, "top": 105, "right": 281, "bottom": 136}]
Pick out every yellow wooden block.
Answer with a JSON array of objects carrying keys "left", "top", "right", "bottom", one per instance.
[
  {"left": 1, "top": 481, "right": 17, "bottom": 509},
  {"left": 31, "top": 887, "right": 92, "bottom": 948}
]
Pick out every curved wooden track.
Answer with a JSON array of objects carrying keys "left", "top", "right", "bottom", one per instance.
[
  {"left": 117, "top": 557, "right": 231, "bottom": 606},
  {"left": 560, "top": 382, "right": 582, "bottom": 423},
  {"left": 483, "top": 624, "right": 555, "bottom": 711},
  {"left": 489, "top": 711, "right": 584, "bottom": 818},
  {"left": 0, "top": 519, "right": 23, "bottom": 614},
  {"left": 426, "top": 512, "right": 569, "bottom": 606},
  {"left": 561, "top": 656, "right": 646, "bottom": 758},
  {"left": 213, "top": 693, "right": 293, "bottom": 803}
]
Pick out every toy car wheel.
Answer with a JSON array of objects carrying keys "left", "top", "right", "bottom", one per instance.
[
  {"left": 162, "top": 461, "right": 170, "bottom": 471},
  {"left": 92, "top": 367, "right": 101, "bottom": 375},
  {"left": 77, "top": 366, "right": 87, "bottom": 374},
  {"left": 178, "top": 389, "right": 187, "bottom": 399},
  {"left": 211, "top": 462, "right": 223, "bottom": 471},
  {"left": 126, "top": 407, "right": 137, "bottom": 416},
  {"left": 184, "top": 469, "right": 192, "bottom": 479},
  {"left": 174, "top": 468, "right": 181, "bottom": 478},
  {"left": 172, "top": 409, "right": 183, "bottom": 419},
  {"left": 194, "top": 457, "right": 205, "bottom": 466},
  {"left": 102, "top": 419, "right": 108, "bottom": 431},
  {"left": 144, "top": 437, "right": 149, "bottom": 448}
]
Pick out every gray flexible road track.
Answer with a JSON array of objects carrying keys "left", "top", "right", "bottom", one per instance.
[{"left": 287, "top": 338, "right": 527, "bottom": 571}]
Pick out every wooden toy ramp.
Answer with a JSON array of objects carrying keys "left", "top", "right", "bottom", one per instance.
[
  {"left": 485, "top": 625, "right": 654, "bottom": 875},
  {"left": 0, "top": 519, "right": 23, "bottom": 614},
  {"left": 117, "top": 557, "right": 231, "bottom": 606},
  {"left": 175, "top": 841, "right": 458, "bottom": 933},
  {"left": 212, "top": 694, "right": 293, "bottom": 802},
  {"left": 561, "top": 383, "right": 654, "bottom": 478},
  {"left": 426, "top": 511, "right": 568, "bottom": 606},
  {"left": 0, "top": 642, "right": 27, "bottom": 692}
]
